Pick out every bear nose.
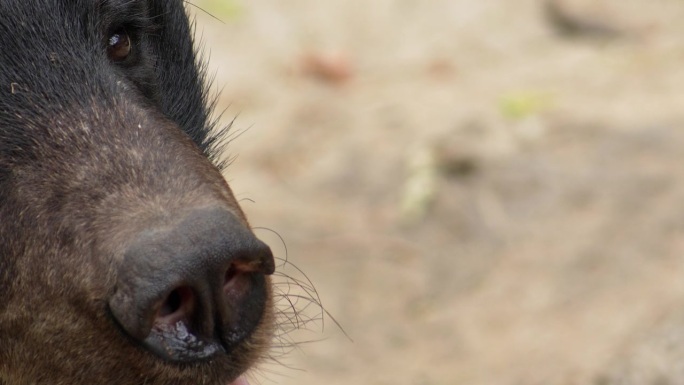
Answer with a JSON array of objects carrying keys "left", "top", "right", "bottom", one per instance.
[{"left": 108, "top": 207, "right": 274, "bottom": 362}]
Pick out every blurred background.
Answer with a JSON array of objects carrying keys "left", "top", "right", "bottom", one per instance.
[{"left": 190, "top": 1, "right": 684, "bottom": 384}]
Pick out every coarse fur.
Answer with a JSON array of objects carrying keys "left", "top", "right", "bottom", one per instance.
[{"left": 0, "top": 1, "right": 278, "bottom": 384}]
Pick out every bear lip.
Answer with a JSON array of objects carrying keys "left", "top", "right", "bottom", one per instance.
[{"left": 229, "top": 376, "right": 250, "bottom": 385}]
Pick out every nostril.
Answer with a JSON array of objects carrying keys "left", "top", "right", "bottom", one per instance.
[
  {"left": 143, "top": 284, "right": 223, "bottom": 362},
  {"left": 159, "top": 289, "right": 182, "bottom": 317},
  {"left": 223, "top": 263, "right": 252, "bottom": 299},
  {"left": 224, "top": 265, "right": 238, "bottom": 285},
  {"left": 156, "top": 286, "right": 195, "bottom": 324}
]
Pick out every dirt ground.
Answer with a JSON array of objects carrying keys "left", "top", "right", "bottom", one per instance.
[{"left": 191, "top": 1, "right": 684, "bottom": 384}]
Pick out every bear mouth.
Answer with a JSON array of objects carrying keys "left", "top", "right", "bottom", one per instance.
[{"left": 229, "top": 377, "right": 250, "bottom": 385}]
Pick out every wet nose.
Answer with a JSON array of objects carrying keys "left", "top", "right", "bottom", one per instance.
[{"left": 108, "top": 207, "right": 274, "bottom": 362}]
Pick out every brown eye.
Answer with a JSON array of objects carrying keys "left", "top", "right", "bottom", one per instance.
[{"left": 107, "top": 30, "right": 131, "bottom": 62}]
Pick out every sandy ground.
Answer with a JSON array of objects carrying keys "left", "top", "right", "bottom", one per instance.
[{"left": 191, "top": 1, "right": 684, "bottom": 384}]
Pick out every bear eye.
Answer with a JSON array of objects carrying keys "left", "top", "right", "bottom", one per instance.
[{"left": 107, "top": 29, "right": 131, "bottom": 62}]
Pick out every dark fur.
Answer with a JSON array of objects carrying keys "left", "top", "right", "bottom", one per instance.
[{"left": 0, "top": 1, "right": 274, "bottom": 384}]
